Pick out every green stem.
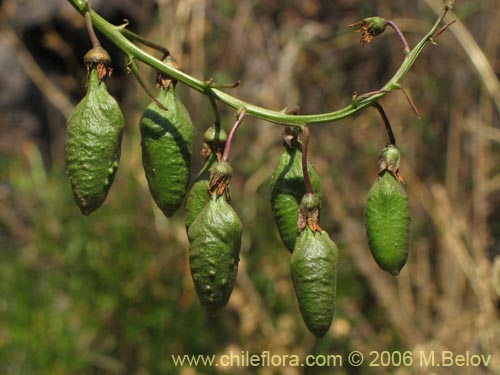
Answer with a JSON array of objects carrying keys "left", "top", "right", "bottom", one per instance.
[
  {"left": 207, "top": 92, "right": 221, "bottom": 128},
  {"left": 67, "top": 0, "right": 449, "bottom": 126}
]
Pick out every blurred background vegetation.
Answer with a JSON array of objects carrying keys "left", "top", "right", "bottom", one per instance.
[{"left": 1, "top": 0, "right": 500, "bottom": 374}]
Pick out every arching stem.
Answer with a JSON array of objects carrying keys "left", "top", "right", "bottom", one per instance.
[
  {"left": 67, "top": 0, "right": 451, "bottom": 126},
  {"left": 372, "top": 102, "right": 396, "bottom": 146},
  {"left": 385, "top": 20, "right": 410, "bottom": 53}
]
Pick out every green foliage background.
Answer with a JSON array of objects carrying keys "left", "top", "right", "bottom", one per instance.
[{"left": 1, "top": 1, "right": 499, "bottom": 374}]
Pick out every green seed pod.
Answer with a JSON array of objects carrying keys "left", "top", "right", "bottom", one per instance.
[
  {"left": 140, "top": 83, "right": 194, "bottom": 217},
  {"left": 188, "top": 192, "right": 242, "bottom": 314},
  {"left": 185, "top": 151, "right": 217, "bottom": 231},
  {"left": 366, "top": 169, "right": 410, "bottom": 276},
  {"left": 185, "top": 126, "right": 227, "bottom": 230},
  {"left": 65, "top": 66, "right": 124, "bottom": 215},
  {"left": 270, "top": 136, "right": 322, "bottom": 252},
  {"left": 290, "top": 226, "right": 339, "bottom": 337}
]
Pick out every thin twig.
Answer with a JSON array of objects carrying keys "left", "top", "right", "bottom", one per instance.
[
  {"left": 400, "top": 86, "right": 421, "bottom": 118},
  {"left": 121, "top": 29, "right": 170, "bottom": 58},
  {"left": 434, "top": 20, "right": 456, "bottom": 39},
  {"left": 222, "top": 108, "right": 247, "bottom": 162},
  {"left": 385, "top": 19, "right": 411, "bottom": 53},
  {"left": 85, "top": 11, "right": 101, "bottom": 47},
  {"left": 301, "top": 126, "right": 314, "bottom": 194},
  {"left": 128, "top": 57, "right": 167, "bottom": 110},
  {"left": 372, "top": 102, "right": 396, "bottom": 145},
  {"left": 206, "top": 79, "right": 241, "bottom": 89},
  {"left": 207, "top": 93, "right": 221, "bottom": 127}
]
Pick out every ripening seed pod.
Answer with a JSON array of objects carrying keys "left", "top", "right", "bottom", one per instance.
[
  {"left": 140, "top": 82, "right": 194, "bottom": 217},
  {"left": 366, "top": 145, "right": 410, "bottom": 275},
  {"left": 188, "top": 161, "right": 242, "bottom": 314},
  {"left": 290, "top": 194, "right": 338, "bottom": 337},
  {"left": 65, "top": 47, "right": 124, "bottom": 215}
]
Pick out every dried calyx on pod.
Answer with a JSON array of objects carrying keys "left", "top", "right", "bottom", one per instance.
[
  {"left": 290, "top": 192, "right": 339, "bottom": 338},
  {"left": 185, "top": 126, "right": 227, "bottom": 231},
  {"left": 349, "top": 16, "right": 387, "bottom": 44},
  {"left": 270, "top": 126, "right": 322, "bottom": 252},
  {"left": 140, "top": 58, "right": 194, "bottom": 217},
  {"left": 366, "top": 144, "right": 410, "bottom": 276},
  {"left": 187, "top": 160, "right": 242, "bottom": 314},
  {"left": 65, "top": 46, "right": 124, "bottom": 215}
]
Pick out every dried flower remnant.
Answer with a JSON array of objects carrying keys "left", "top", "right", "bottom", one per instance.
[{"left": 349, "top": 16, "right": 387, "bottom": 45}]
